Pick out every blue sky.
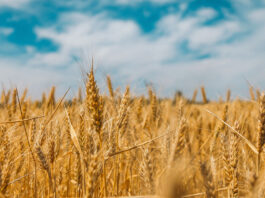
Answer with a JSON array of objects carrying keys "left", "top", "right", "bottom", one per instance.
[{"left": 0, "top": 0, "right": 264, "bottom": 99}]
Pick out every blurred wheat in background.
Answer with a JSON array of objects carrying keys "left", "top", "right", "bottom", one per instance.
[{"left": 0, "top": 64, "right": 264, "bottom": 198}]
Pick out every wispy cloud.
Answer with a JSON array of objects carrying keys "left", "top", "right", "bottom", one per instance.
[
  {"left": 0, "top": 27, "right": 14, "bottom": 35},
  {"left": 115, "top": 0, "right": 173, "bottom": 5},
  {"left": 0, "top": 0, "right": 30, "bottom": 9}
]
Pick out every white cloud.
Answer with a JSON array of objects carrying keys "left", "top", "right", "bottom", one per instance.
[
  {"left": 248, "top": 8, "right": 265, "bottom": 23},
  {"left": 188, "top": 21, "right": 241, "bottom": 50},
  {"left": 197, "top": 8, "right": 217, "bottom": 19},
  {"left": 0, "top": 27, "right": 13, "bottom": 36},
  {"left": 0, "top": 0, "right": 30, "bottom": 9},
  {"left": 0, "top": 57, "right": 80, "bottom": 98},
  {"left": 54, "top": 0, "right": 178, "bottom": 9},
  {"left": 115, "top": 0, "right": 173, "bottom": 5}
]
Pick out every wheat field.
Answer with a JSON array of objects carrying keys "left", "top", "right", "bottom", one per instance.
[{"left": 0, "top": 66, "right": 264, "bottom": 198}]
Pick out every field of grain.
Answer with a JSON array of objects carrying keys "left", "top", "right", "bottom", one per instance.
[{"left": 0, "top": 67, "right": 264, "bottom": 198}]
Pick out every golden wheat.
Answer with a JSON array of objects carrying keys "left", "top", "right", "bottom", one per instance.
[{"left": 0, "top": 68, "right": 263, "bottom": 198}]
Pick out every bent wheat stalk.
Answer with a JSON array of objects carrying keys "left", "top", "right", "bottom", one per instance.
[
  {"left": 205, "top": 109, "right": 258, "bottom": 155},
  {"left": 64, "top": 107, "right": 86, "bottom": 197}
]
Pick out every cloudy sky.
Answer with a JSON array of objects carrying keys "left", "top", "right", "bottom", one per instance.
[{"left": 0, "top": 0, "right": 264, "bottom": 99}]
